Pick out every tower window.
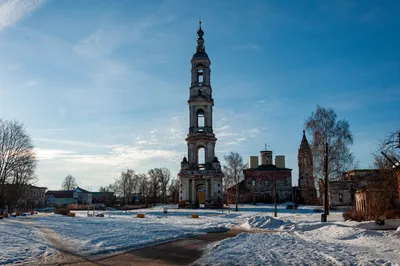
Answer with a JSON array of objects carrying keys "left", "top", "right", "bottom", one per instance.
[
  {"left": 197, "top": 109, "right": 205, "bottom": 129},
  {"left": 197, "top": 69, "right": 204, "bottom": 85}
]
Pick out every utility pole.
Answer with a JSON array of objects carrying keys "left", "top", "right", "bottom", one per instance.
[
  {"left": 322, "top": 142, "right": 329, "bottom": 222},
  {"left": 274, "top": 177, "right": 277, "bottom": 217}
]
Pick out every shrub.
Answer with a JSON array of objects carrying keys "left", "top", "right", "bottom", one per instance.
[
  {"left": 54, "top": 208, "right": 70, "bottom": 215},
  {"left": 343, "top": 208, "right": 366, "bottom": 222},
  {"left": 67, "top": 212, "right": 75, "bottom": 217},
  {"left": 3, "top": 213, "right": 8, "bottom": 218},
  {"left": 191, "top": 214, "right": 199, "bottom": 218},
  {"left": 384, "top": 210, "right": 400, "bottom": 219},
  {"left": 137, "top": 213, "right": 145, "bottom": 218}
]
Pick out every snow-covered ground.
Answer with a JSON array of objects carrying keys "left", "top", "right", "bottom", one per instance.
[
  {"left": 1, "top": 204, "right": 399, "bottom": 265},
  {"left": 195, "top": 205, "right": 400, "bottom": 266}
]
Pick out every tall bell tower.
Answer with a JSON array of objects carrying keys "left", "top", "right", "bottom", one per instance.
[
  {"left": 298, "top": 130, "right": 317, "bottom": 204},
  {"left": 178, "top": 21, "right": 223, "bottom": 209}
]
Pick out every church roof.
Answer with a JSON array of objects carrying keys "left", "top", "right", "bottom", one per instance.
[
  {"left": 192, "top": 51, "right": 209, "bottom": 59},
  {"left": 300, "top": 130, "right": 311, "bottom": 150}
]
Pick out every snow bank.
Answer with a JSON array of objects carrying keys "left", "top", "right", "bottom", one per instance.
[
  {"left": 196, "top": 221, "right": 400, "bottom": 266},
  {"left": 242, "top": 215, "right": 295, "bottom": 230}
]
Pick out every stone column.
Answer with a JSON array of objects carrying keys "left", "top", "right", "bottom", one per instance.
[
  {"left": 205, "top": 179, "right": 209, "bottom": 201},
  {"left": 210, "top": 179, "right": 214, "bottom": 200},
  {"left": 192, "top": 179, "right": 196, "bottom": 203}
]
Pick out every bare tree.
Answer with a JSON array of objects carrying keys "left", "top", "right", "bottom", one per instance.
[
  {"left": 62, "top": 175, "right": 77, "bottom": 190},
  {"left": 136, "top": 173, "right": 149, "bottom": 203},
  {"left": 305, "top": 106, "right": 355, "bottom": 198},
  {"left": 114, "top": 169, "right": 136, "bottom": 204},
  {"left": 168, "top": 178, "right": 179, "bottom": 204},
  {"left": 99, "top": 184, "right": 115, "bottom": 193},
  {"left": 148, "top": 168, "right": 160, "bottom": 204},
  {"left": 367, "top": 152, "right": 399, "bottom": 223},
  {"left": 159, "top": 168, "right": 171, "bottom": 203},
  {"left": 0, "top": 119, "right": 37, "bottom": 213},
  {"left": 223, "top": 152, "right": 246, "bottom": 211},
  {"left": 380, "top": 129, "right": 400, "bottom": 165}
]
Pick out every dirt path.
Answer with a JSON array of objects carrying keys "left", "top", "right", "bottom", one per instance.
[{"left": 65, "top": 229, "right": 246, "bottom": 266}]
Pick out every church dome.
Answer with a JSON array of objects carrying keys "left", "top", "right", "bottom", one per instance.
[{"left": 192, "top": 51, "right": 209, "bottom": 59}]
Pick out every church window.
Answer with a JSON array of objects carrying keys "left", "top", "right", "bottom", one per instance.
[
  {"left": 339, "top": 194, "right": 343, "bottom": 202},
  {"left": 252, "top": 177, "right": 256, "bottom": 186},
  {"left": 265, "top": 180, "right": 268, "bottom": 186},
  {"left": 196, "top": 109, "right": 205, "bottom": 129}
]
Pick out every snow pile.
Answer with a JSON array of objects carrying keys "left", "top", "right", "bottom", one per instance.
[
  {"left": 242, "top": 215, "right": 296, "bottom": 230},
  {"left": 196, "top": 223, "right": 400, "bottom": 266}
]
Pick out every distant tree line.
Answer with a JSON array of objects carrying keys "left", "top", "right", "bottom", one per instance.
[{"left": 99, "top": 167, "right": 179, "bottom": 205}]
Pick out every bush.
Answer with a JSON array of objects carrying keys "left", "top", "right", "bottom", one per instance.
[
  {"left": 54, "top": 208, "right": 70, "bottom": 215},
  {"left": 3, "top": 213, "right": 8, "bottom": 218},
  {"left": 67, "top": 212, "right": 75, "bottom": 217},
  {"left": 384, "top": 210, "right": 400, "bottom": 219},
  {"left": 191, "top": 214, "right": 199, "bottom": 218},
  {"left": 137, "top": 213, "right": 145, "bottom": 218},
  {"left": 343, "top": 208, "right": 366, "bottom": 222}
]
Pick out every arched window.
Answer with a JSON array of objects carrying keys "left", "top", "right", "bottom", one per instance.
[
  {"left": 198, "top": 147, "right": 205, "bottom": 165},
  {"left": 196, "top": 109, "right": 204, "bottom": 129},
  {"left": 197, "top": 69, "right": 204, "bottom": 85}
]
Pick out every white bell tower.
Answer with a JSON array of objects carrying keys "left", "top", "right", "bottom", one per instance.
[{"left": 178, "top": 21, "right": 223, "bottom": 209}]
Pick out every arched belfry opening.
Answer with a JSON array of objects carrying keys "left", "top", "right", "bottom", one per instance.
[
  {"left": 196, "top": 109, "right": 205, "bottom": 129},
  {"left": 197, "top": 69, "right": 204, "bottom": 85},
  {"left": 178, "top": 20, "right": 223, "bottom": 209},
  {"left": 197, "top": 146, "right": 205, "bottom": 169}
]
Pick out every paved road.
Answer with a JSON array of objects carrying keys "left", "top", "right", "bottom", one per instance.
[{"left": 65, "top": 230, "right": 243, "bottom": 266}]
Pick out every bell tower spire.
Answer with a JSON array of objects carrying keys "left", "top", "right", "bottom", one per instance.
[
  {"left": 196, "top": 20, "right": 205, "bottom": 53},
  {"left": 178, "top": 22, "right": 223, "bottom": 209}
]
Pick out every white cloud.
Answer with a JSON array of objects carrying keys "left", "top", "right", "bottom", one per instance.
[
  {"left": 34, "top": 138, "right": 106, "bottom": 148},
  {"left": 35, "top": 148, "right": 75, "bottom": 160},
  {"left": 0, "top": 0, "right": 46, "bottom": 31},
  {"left": 63, "top": 145, "right": 180, "bottom": 168}
]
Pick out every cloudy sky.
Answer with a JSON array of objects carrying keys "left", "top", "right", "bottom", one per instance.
[{"left": 0, "top": 0, "right": 399, "bottom": 190}]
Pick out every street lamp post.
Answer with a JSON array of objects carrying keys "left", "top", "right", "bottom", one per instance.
[
  {"left": 322, "top": 142, "right": 329, "bottom": 222},
  {"left": 274, "top": 177, "right": 277, "bottom": 217}
]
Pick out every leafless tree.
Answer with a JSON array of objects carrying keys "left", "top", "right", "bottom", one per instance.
[
  {"left": 99, "top": 183, "right": 117, "bottom": 193},
  {"left": 136, "top": 173, "right": 149, "bottom": 203},
  {"left": 148, "top": 168, "right": 161, "bottom": 204},
  {"left": 168, "top": 178, "right": 179, "bottom": 204},
  {"left": 305, "top": 106, "right": 355, "bottom": 191},
  {"left": 0, "top": 119, "right": 37, "bottom": 213},
  {"left": 159, "top": 168, "right": 171, "bottom": 203},
  {"left": 223, "top": 152, "right": 247, "bottom": 211},
  {"left": 114, "top": 169, "right": 137, "bottom": 204},
  {"left": 61, "top": 175, "right": 77, "bottom": 190},
  {"left": 380, "top": 129, "right": 400, "bottom": 165},
  {"left": 367, "top": 152, "right": 399, "bottom": 223}
]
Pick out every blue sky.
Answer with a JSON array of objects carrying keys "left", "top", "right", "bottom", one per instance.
[{"left": 0, "top": 0, "right": 399, "bottom": 190}]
